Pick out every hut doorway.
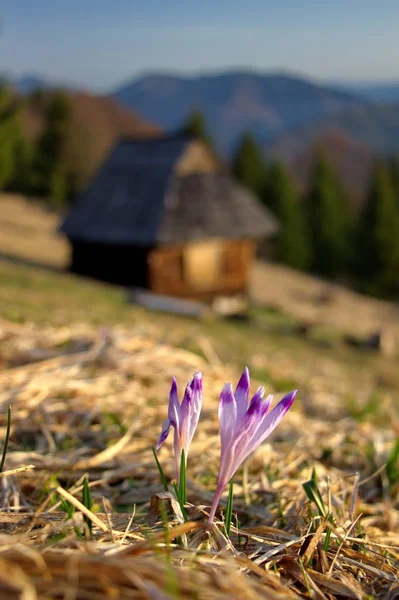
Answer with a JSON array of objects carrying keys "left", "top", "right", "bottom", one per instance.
[{"left": 70, "top": 241, "right": 150, "bottom": 288}]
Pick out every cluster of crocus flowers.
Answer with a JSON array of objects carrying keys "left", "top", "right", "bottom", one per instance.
[{"left": 156, "top": 367, "right": 296, "bottom": 528}]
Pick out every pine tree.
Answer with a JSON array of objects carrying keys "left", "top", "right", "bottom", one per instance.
[
  {"left": 304, "top": 155, "right": 352, "bottom": 279},
  {"left": 0, "top": 85, "right": 23, "bottom": 190},
  {"left": 388, "top": 156, "right": 399, "bottom": 204},
  {"left": 7, "top": 136, "right": 33, "bottom": 193},
  {"left": 180, "top": 109, "right": 214, "bottom": 148},
  {"left": 32, "top": 90, "right": 70, "bottom": 205},
  {"left": 49, "top": 165, "right": 68, "bottom": 206},
  {"left": 355, "top": 163, "right": 399, "bottom": 297},
  {"left": 263, "top": 161, "right": 311, "bottom": 270},
  {"left": 232, "top": 133, "right": 266, "bottom": 198}
]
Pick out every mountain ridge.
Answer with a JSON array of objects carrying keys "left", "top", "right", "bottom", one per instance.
[
  {"left": 112, "top": 70, "right": 366, "bottom": 153},
  {"left": 329, "top": 80, "right": 399, "bottom": 103},
  {"left": 6, "top": 69, "right": 399, "bottom": 201},
  {"left": 10, "top": 70, "right": 399, "bottom": 105}
]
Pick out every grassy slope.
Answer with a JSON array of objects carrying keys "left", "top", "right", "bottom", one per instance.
[
  {"left": 1, "top": 250, "right": 399, "bottom": 596},
  {"left": 0, "top": 194, "right": 68, "bottom": 268},
  {"left": 1, "top": 257, "right": 398, "bottom": 598},
  {"left": 3, "top": 193, "right": 399, "bottom": 340},
  {"left": 1, "top": 191, "right": 399, "bottom": 424},
  {"left": 1, "top": 257, "right": 398, "bottom": 423}
]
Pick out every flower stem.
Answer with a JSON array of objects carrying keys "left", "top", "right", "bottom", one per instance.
[
  {"left": 179, "top": 449, "right": 186, "bottom": 505},
  {"left": 207, "top": 485, "right": 224, "bottom": 529}
]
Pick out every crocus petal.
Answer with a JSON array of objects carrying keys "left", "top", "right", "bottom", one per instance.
[
  {"left": 168, "top": 377, "right": 181, "bottom": 429},
  {"left": 215, "top": 385, "right": 241, "bottom": 491},
  {"left": 238, "top": 390, "right": 297, "bottom": 466},
  {"left": 261, "top": 394, "right": 273, "bottom": 416},
  {"left": 248, "top": 386, "right": 265, "bottom": 411},
  {"left": 247, "top": 390, "right": 273, "bottom": 425},
  {"left": 179, "top": 384, "right": 193, "bottom": 450},
  {"left": 218, "top": 383, "right": 237, "bottom": 450},
  {"left": 180, "top": 381, "right": 193, "bottom": 413},
  {"left": 238, "top": 390, "right": 273, "bottom": 450},
  {"left": 215, "top": 449, "right": 236, "bottom": 498},
  {"left": 229, "top": 397, "right": 267, "bottom": 476},
  {"left": 234, "top": 367, "right": 250, "bottom": 419},
  {"left": 187, "top": 372, "right": 202, "bottom": 448},
  {"left": 156, "top": 418, "right": 171, "bottom": 450}
]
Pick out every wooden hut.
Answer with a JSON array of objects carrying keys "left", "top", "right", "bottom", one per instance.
[{"left": 60, "top": 135, "right": 278, "bottom": 303}]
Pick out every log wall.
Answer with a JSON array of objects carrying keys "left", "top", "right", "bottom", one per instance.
[{"left": 147, "top": 239, "right": 255, "bottom": 300}]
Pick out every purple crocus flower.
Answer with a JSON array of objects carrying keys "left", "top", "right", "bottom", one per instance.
[
  {"left": 156, "top": 371, "right": 202, "bottom": 483},
  {"left": 208, "top": 367, "right": 296, "bottom": 527}
]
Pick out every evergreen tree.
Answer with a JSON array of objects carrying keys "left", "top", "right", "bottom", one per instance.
[
  {"left": 49, "top": 165, "right": 68, "bottom": 206},
  {"left": 355, "top": 163, "right": 399, "bottom": 297},
  {"left": 263, "top": 161, "right": 311, "bottom": 270},
  {"left": 180, "top": 109, "right": 214, "bottom": 148},
  {"left": 7, "top": 136, "right": 34, "bottom": 193},
  {"left": 232, "top": 132, "right": 266, "bottom": 197},
  {"left": 32, "top": 90, "right": 70, "bottom": 205},
  {"left": 388, "top": 155, "right": 399, "bottom": 204},
  {"left": 0, "top": 85, "right": 22, "bottom": 189},
  {"left": 304, "top": 155, "right": 352, "bottom": 279}
]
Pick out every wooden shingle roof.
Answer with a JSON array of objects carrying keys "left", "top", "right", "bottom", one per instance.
[{"left": 60, "top": 136, "right": 278, "bottom": 245}]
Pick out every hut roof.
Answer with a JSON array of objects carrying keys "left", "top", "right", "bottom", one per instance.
[{"left": 60, "top": 136, "right": 278, "bottom": 246}]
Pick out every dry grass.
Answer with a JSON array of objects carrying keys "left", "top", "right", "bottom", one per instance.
[
  {"left": 1, "top": 193, "right": 399, "bottom": 597},
  {"left": 0, "top": 195, "right": 68, "bottom": 269},
  {"left": 0, "top": 317, "right": 398, "bottom": 599},
  {"left": 251, "top": 261, "right": 399, "bottom": 339}
]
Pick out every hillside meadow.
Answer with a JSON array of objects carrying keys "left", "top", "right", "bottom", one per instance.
[
  {"left": 0, "top": 193, "right": 398, "bottom": 598},
  {"left": 2, "top": 193, "right": 399, "bottom": 339}
]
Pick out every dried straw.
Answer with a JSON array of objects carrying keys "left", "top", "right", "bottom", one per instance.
[{"left": 0, "top": 318, "right": 398, "bottom": 599}]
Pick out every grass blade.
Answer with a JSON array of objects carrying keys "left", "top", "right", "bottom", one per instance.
[
  {"left": 303, "top": 477, "right": 334, "bottom": 550},
  {"left": 323, "top": 528, "right": 332, "bottom": 552},
  {"left": 302, "top": 479, "right": 327, "bottom": 518},
  {"left": 60, "top": 498, "right": 75, "bottom": 519},
  {"left": 82, "top": 476, "right": 93, "bottom": 536},
  {"left": 172, "top": 482, "right": 188, "bottom": 521},
  {"left": 60, "top": 497, "right": 80, "bottom": 537},
  {"left": 0, "top": 405, "right": 12, "bottom": 474},
  {"left": 386, "top": 437, "right": 399, "bottom": 488},
  {"left": 224, "top": 479, "right": 234, "bottom": 537},
  {"left": 179, "top": 449, "right": 186, "bottom": 506},
  {"left": 298, "top": 558, "right": 314, "bottom": 598},
  {"left": 152, "top": 446, "right": 169, "bottom": 492},
  {"left": 311, "top": 466, "right": 318, "bottom": 485}
]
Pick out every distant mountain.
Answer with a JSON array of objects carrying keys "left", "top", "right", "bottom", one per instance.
[
  {"left": 331, "top": 81, "right": 399, "bottom": 104},
  {"left": 9, "top": 74, "right": 80, "bottom": 95},
  {"left": 14, "top": 75, "right": 54, "bottom": 94},
  {"left": 268, "top": 103, "right": 399, "bottom": 157},
  {"left": 113, "top": 70, "right": 366, "bottom": 153}
]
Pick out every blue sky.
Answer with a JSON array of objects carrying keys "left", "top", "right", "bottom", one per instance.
[{"left": 1, "top": 0, "right": 398, "bottom": 91}]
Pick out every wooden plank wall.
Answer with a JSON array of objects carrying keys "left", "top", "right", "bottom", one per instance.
[{"left": 147, "top": 239, "right": 255, "bottom": 300}]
